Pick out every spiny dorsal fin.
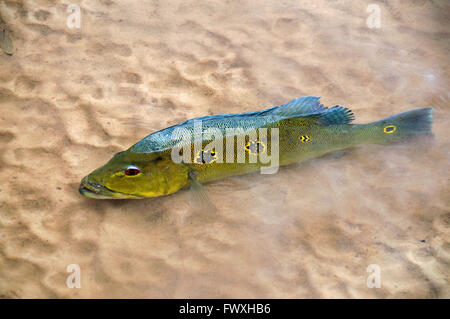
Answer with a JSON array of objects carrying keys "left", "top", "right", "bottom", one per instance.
[
  {"left": 318, "top": 106, "right": 354, "bottom": 125},
  {"left": 264, "top": 96, "right": 327, "bottom": 117},
  {"left": 266, "top": 96, "right": 354, "bottom": 125}
]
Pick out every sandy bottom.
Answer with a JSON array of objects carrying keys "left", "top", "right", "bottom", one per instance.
[{"left": 0, "top": 0, "right": 449, "bottom": 298}]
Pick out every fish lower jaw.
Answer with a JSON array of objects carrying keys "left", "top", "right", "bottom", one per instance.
[
  {"left": 78, "top": 184, "right": 118, "bottom": 199},
  {"left": 78, "top": 178, "right": 141, "bottom": 199}
]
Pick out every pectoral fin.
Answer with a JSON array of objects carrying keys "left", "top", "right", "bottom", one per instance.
[{"left": 188, "top": 171, "right": 217, "bottom": 215}]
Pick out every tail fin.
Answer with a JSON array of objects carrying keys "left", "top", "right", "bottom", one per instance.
[{"left": 367, "top": 108, "right": 433, "bottom": 144}]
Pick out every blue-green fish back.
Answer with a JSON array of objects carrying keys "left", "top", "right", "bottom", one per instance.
[{"left": 129, "top": 96, "right": 354, "bottom": 153}]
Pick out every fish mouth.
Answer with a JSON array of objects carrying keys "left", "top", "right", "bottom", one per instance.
[{"left": 79, "top": 176, "right": 142, "bottom": 199}]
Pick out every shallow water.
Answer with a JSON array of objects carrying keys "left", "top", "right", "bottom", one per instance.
[{"left": 0, "top": 0, "right": 449, "bottom": 298}]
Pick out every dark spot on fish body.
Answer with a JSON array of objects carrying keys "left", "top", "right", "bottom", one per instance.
[
  {"left": 245, "top": 140, "right": 266, "bottom": 155},
  {"left": 194, "top": 148, "right": 218, "bottom": 164}
]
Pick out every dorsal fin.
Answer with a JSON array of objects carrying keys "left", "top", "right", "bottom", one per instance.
[
  {"left": 263, "top": 96, "right": 327, "bottom": 117},
  {"left": 318, "top": 106, "right": 354, "bottom": 125},
  {"left": 265, "top": 96, "right": 354, "bottom": 125}
]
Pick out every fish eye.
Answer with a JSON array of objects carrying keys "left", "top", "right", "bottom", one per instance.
[{"left": 124, "top": 165, "right": 140, "bottom": 176}]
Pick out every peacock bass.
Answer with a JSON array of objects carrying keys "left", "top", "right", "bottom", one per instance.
[{"left": 79, "top": 96, "right": 433, "bottom": 199}]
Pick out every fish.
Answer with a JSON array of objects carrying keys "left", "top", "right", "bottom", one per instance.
[{"left": 79, "top": 96, "right": 433, "bottom": 200}]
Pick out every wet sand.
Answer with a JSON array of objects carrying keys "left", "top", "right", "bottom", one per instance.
[{"left": 0, "top": 0, "right": 449, "bottom": 298}]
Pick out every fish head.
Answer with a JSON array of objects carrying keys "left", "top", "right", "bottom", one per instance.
[{"left": 79, "top": 151, "right": 189, "bottom": 199}]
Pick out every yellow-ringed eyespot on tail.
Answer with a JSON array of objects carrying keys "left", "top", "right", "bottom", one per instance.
[
  {"left": 194, "top": 148, "right": 218, "bottom": 164},
  {"left": 299, "top": 135, "right": 310, "bottom": 143},
  {"left": 383, "top": 125, "right": 397, "bottom": 134},
  {"left": 245, "top": 140, "right": 266, "bottom": 155}
]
